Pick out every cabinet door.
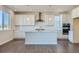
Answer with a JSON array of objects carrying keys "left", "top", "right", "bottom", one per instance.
[
  {"left": 76, "top": 7, "right": 79, "bottom": 17},
  {"left": 15, "top": 15, "right": 23, "bottom": 25},
  {"left": 23, "top": 15, "right": 35, "bottom": 25},
  {"left": 72, "top": 7, "right": 79, "bottom": 18},
  {"left": 72, "top": 9, "right": 76, "bottom": 18},
  {"left": 44, "top": 15, "right": 55, "bottom": 25},
  {"left": 15, "top": 14, "right": 35, "bottom": 25}
]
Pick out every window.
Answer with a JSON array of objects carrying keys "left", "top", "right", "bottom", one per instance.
[
  {"left": 0, "top": 10, "right": 11, "bottom": 30},
  {"left": 55, "top": 15, "right": 62, "bottom": 31},
  {"left": 0, "top": 11, "right": 3, "bottom": 30},
  {"left": 3, "top": 11, "right": 11, "bottom": 30}
]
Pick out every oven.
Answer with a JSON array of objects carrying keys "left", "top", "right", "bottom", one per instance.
[{"left": 62, "top": 23, "right": 70, "bottom": 35}]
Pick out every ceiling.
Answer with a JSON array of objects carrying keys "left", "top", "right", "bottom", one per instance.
[{"left": 6, "top": 5, "right": 78, "bottom": 14}]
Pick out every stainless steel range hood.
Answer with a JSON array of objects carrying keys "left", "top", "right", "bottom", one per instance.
[{"left": 36, "top": 12, "right": 44, "bottom": 22}]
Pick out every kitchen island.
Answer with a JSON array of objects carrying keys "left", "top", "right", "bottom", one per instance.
[{"left": 25, "top": 31, "right": 57, "bottom": 44}]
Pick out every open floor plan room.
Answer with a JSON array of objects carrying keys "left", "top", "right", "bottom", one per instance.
[{"left": 0, "top": 5, "right": 79, "bottom": 53}]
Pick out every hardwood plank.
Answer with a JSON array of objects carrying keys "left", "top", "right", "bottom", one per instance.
[{"left": 0, "top": 39, "right": 79, "bottom": 53}]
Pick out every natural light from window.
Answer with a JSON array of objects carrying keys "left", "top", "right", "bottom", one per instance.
[{"left": 0, "top": 10, "right": 11, "bottom": 30}]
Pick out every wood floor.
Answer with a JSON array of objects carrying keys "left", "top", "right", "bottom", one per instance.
[{"left": 0, "top": 39, "right": 79, "bottom": 53}]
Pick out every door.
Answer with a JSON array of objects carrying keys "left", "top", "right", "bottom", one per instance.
[{"left": 73, "top": 18, "right": 79, "bottom": 43}]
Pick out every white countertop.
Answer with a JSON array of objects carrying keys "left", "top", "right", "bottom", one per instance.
[{"left": 25, "top": 30, "right": 57, "bottom": 32}]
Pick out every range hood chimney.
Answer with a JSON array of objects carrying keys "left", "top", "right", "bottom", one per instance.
[{"left": 36, "top": 12, "right": 44, "bottom": 22}]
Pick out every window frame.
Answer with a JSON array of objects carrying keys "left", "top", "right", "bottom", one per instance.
[{"left": 0, "top": 10, "right": 11, "bottom": 31}]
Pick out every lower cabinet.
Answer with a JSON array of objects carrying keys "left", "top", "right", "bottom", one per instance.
[
  {"left": 14, "top": 31, "right": 25, "bottom": 39},
  {"left": 25, "top": 31, "right": 57, "bottom": 44},
  {"left": 68, "top": 31, "right": 73, "bottom": 43}
]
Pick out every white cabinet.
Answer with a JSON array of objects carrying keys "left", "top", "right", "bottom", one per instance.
[
  {"left": 25, "top": 32, "right": 57, "bottom": 44},
  {"left": 15, "top": 14, "right": 35, "bottom": 38},
  {"left": 15, "top": 14, "right": 35, "bottom": 25},
  {"left": 14, "top": 31, "right": 25, "bottom": 38},
  {"left": 44, "top": 15, "right": 55, "bottom": 25},
  {"left": 68, "top": 31, "right": 73, "bottom": 43},
  {"left": 72, "top": 7, "right": 79, "bottom": 18},
  {"left": 61, "top": 13, "right": 71, "bottom": 23}
]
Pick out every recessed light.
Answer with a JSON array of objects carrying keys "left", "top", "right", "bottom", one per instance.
[
  {"left": 25, "top": 5, "right": 30, "bottom": 7},
  {"left": 14, "top": 9, "right": 17, "bottom": 11},
  {"left": 48, "top": 5, "right": 52, "bottom": 7},
  {"left": 27, "top": 18, "right": 30, "bottom": 21}
]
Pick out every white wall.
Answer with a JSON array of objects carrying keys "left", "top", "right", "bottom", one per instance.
[
  {"left": 0, "top": 6, "right": 14, "bottom": 45},
  {"left": 0, "top": 30, "right": 13, "bottom": 45}
]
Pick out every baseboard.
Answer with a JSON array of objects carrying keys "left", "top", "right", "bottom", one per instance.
[
  {"left": 0, "top": 38, "right": 25, "bottom": 46},
  {"left": 68, "top": 42, "right": 79, "bottom": 44},
  {"left": 14, "top": 38, "right": 25, "bottom": 40},
  {"left": 0, "top": 39, "right": 13, "bottom": 46},
  {"left": 57, "top": 38, "right": 69, "bottom": 41}
]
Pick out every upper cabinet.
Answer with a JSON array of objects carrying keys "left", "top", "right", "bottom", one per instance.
[
  {"left": 61, "top": 13, "right": 71, "bottom": 23},
  {"left": 15, "top": 14, "right": 35, "bottom": 25},
  {"left": 72, "top": 7, "right": 79, "bottom": 18},
  {"left": 44, "top": 15, "right": 55, "bottom": 26}
]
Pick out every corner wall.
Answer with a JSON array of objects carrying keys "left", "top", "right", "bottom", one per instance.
[{"left": 0, "top": 6, "right": 14, "bottom": 45}]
